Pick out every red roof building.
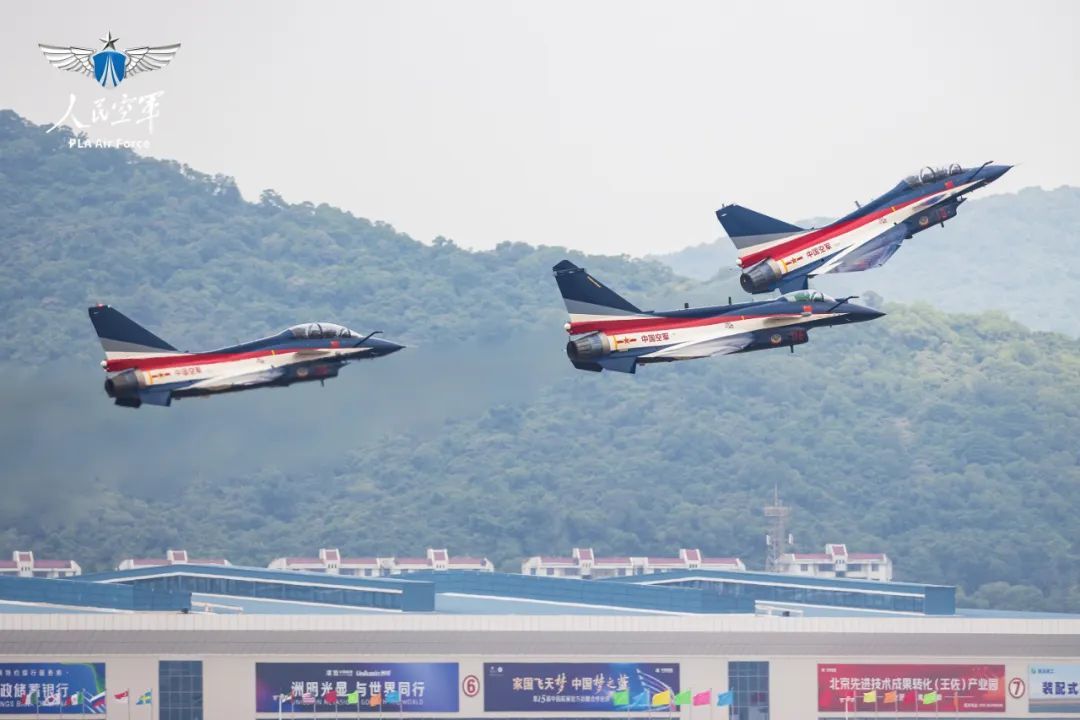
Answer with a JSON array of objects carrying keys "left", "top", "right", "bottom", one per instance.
[
  {"left": 776, "top": 543, "right": 892, "bottom": 581},
  {"left": 267, "top": 548, "right": 493, "bottom": 576},
  {"left": 0, "top": 551, "right": 80, "bottom": 578},
  {"left": 521, "top": 548, "right": 745, "bottom": 578}
]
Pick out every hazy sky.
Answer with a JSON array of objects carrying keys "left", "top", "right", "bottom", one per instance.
[{"left": 2, "top": 1, "right": 1077, "bottom": 255}]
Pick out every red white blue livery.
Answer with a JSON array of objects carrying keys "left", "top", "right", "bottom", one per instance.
[
  {"left": 89, "top": 305, "right": 403, "bottom": 408},
  {"left": 719, "top": 162, "right": 1012, "bottom": 294},
  {"left": 553, "top": 260, "right": 882, "bottom": 374}
]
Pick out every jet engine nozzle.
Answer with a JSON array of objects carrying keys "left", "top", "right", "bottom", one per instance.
[
  {"left": 566, "top": 332, "right": 615, "bottom": 361},
  {"left": 104, "top": 369, "right": 142, "bottom": 407},
  {"left": 739, "top": 258, "right": 785, "bottom": 294}
]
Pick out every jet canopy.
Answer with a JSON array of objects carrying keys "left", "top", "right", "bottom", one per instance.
[
  {"left": 903, "top": 163, "right": 964, "bottom": 187},
  {"left": 777, "top": 289, "right": 834, "bottom": 304},
  {"left": 287, "top": 322, "right": 358, "bottom": 339}
]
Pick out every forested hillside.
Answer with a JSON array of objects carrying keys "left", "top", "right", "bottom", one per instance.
[
  {"left": 653, "top": 186, "right": 1080, "bottom": 337},
  {"left": 1, "top": 110, "right": 1078, "bottom": 612}
]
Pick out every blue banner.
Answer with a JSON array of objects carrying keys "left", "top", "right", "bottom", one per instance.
[
  {"left": 1030, "top": 664, "right": 1080, "bottom": 713},
  {"left": 255, "top": 663, "right": 459, "bottom": 713},
  {"left": 0, "top": 663, "right": 106, "bottom": 715},
  {"left": 484, "top": 662, "right": 680, "bottom": 712}
]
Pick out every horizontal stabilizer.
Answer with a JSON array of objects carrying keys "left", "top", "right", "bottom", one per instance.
[
  {"left": 777, "top": 274, "right": 810, "bottom": 293},
  {"left": 715, "top": 204, "right": 804, "bottom": 253},
  {"left": 596, "top": 355, "right": 638, "bottom": 374}
]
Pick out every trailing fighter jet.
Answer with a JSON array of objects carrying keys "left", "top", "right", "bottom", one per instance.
[
  {"left": 718, "top": 162, "right": 1012, "bottom": 294},
  {"left": 89, "top": 305, "right": 403, "bottom": 408},
  {"left": 552, "top": 260, "right": 882, "bottom": 374}
]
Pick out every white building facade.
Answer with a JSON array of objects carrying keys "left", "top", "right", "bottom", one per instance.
[
  {"left": 776, "top": 543, "right": 893, "bottom": 581},
  {"left": 268, "top": 548, "right": 494, "bottom": 576},
  {"left": 0, "top": 551, "right": 80, "bottom": 578},
  {"left": 521, "top": 548, "right": 745, "bottom": 578}
]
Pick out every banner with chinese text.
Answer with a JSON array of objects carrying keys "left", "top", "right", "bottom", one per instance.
[
  {"left": 817, "top": 663, "right": 1005, "bottom": 713},
  {"left": 255, "top": 663, "right": 459, "bottom": 713},
  {"left": 1030, "top": 664, "right": 1080, "bottom": 713},
  {"left": 0, "top": 663, "right": 106, "bottom": 715},
  {"left": 484, "top": 662, "right": 680, "bottom": 711}
]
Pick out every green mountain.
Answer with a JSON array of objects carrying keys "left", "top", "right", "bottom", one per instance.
[
  {"left": 652, "top": 187, "right": 1080, "bottom": 337},
  {"left": 1, "top": 110, "right": 1078, "bottom": 613}
]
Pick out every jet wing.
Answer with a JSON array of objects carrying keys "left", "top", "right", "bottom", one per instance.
[
  {"left": 648, "top": 334, "right": 753, "bottom": 359},
  {"left": 188, "top": 367, "right": 288, "bottom": 391},
  {"left": 820, "top": 225, "right": 906, "bottom": 275}
]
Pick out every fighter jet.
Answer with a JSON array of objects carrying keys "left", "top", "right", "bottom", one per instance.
[
  {"left": 553, "top": 260, "right": 882, "bottom": 374},
  {"left": 718, "top": 162, "right": 1012, "bottom": 294},
  {"left": 89, "top": 305, "right": 404, "bottom": 408}
]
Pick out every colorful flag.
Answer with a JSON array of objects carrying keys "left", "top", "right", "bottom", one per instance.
[
  {"left": 136, "top": 690, "right": 152, "bottom": 705},
  {"left": 673, "top": 690, "right": 692, "bottom": 706},
  {"left": 20, "top": 692, "right": 37, "bottom": 706},
  {"left": 114, "top": 691, "right": 129, "bottom": 703},
  {"left": 324, "top": 689, "right": 338, "bottom": 704},
  {"left": 716, "top": 690, "right": 734, "bottom": 707},
  {"left": 883, "top": 690, "right": 897, "bottom": 704},
  {"left": 346, "top": 691, "right": 360, "bottom": 705},
  {"left": 301, "top": 692, "right": 316, "bottom": 705},
  {"left": 90, "top": 692, "right": 107, "bottom": 708},
  {"left": 921, "top": 691, "right": 940, "bottom": 705},
  {"left": 44, "top": 693, "right": 63, "bottom": 706},
  {"left": 65, "top": 692, "right": 82, "bottom": 706},
  {"left": 863, "top": 690, "right": 877, "bottom": 703},
  {"left": 692, "top": 690, "right": 711, "bottom": 706},
  {"left": 611, "top": 690, "right": 630, "bottom": 707},
  {"left": 651, "top": 690, "right": 671, "bottom": 706},
  {"left": 370, "top": 693, "right": 383, "bottom": 707},
  {"left": 278, "top": 691, "right": 293, "bottom": 703},
  {"left": 385, "top": 690, "right": 400, "bottom": 703}
]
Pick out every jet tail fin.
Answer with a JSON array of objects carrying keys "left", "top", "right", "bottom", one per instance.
[
  {"left": 715, "top": 204, "right": 804, "bottom": 258},
  {"left": 552, "top": 260, "right": 644, "bottom": 320},
  {"left": 88, "top": 305, "right": 179, "bottom": 360}
]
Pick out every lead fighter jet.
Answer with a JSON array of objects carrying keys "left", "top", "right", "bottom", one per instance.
[
  {"left": 553, "top": 260, "right": 882, "bottom": 374},
  {"left": 89, "top": 305, "right": 403, "bottom": 408},
  {"left": 718, "top": 162, "right": 1011, "bottom": 293}
]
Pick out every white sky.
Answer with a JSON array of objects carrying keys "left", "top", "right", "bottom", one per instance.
[{"left": 2, "top": 1, "right": 1077, "bottom": 255}]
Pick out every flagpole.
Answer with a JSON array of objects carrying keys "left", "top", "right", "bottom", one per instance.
[
  {"left": 709, "top": 689, "right": 714, "bottom": 720},
  {"left": 127, "top": 689, "right": 132, "bottom": 720}
]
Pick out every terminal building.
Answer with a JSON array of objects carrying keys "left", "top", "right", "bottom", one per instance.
[
  {"left": 521, "top": 548, "right": 746, "bottom": 578},
  {"left": 0, "top": 562, "right": 1076, "bottom": 719},
  {"left": 267, "top": 548, "right": 495, "bottom": 576}
]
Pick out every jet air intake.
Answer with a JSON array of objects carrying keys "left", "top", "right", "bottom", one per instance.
[
  {"left": 566, "top": 332, "right": 615, "bottom": 361},
  {"left": 740, "top": 258, "right": 784, "bottom": 294},
  {"left": 905, "top": 198, "right": 961, "bottom": 236}
]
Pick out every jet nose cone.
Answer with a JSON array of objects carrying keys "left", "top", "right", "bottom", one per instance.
[
  {"left": 370, "top": 338, "right": 405, "bottom": 356},
  {"left": 981, "top": 164, "right": 1012, "bottom": 183},
  {"left": 839, "top": 302, "right": 885, "bottom": 323}
]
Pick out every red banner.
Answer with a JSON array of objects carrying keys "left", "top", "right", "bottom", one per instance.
[{"left": 818, "top": 664, "right": 1005, "bottom": 713}]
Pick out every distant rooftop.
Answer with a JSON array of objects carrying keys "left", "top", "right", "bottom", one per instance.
[{"left": 116, "top": 549, "right": 230, "bottom": 571}]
